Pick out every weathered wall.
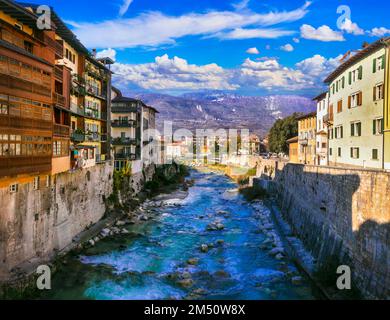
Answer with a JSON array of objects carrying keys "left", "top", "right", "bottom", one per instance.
[
  {"left": 256, "top": 159, "right": 390, "bottom": 299},
  {"left": 0, "top": 162, "right": 113, "bottom": 281}
]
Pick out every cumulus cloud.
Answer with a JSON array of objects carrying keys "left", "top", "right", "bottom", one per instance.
[
  {"left": 246, "top": 47, "right": 260, "bottom": 54},
  {"left": 368, "top": 27, "right": 390, "bottom": 37},
  {"left": 232, "top": 0, "right": 250, "bottom": 11},
  {"left": 300, "top": 24, "right": 345, "bottom": 42},
  {"left": 69, "top": 2, "right": 311, "bottom": 48},
  {"left": 280, "top": 43, "right": 294, "bottom": 52},
  {"left": 96, "top": 48, "right": 117, "bottom": 61},
  {"left": 119, "top": 0, "right": 134, "bottom": 17},
  {"left": 112, "top": 54, "right": 237, "bottom": 91},
  {"left": 293, "top": 37, "right": 300, "bottom": 43},
  {"left": 339, "top": 19, "right": 364, "bottom": 35}
]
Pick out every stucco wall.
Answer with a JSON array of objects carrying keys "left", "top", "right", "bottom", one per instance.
[
  {"left": 257, "top": 159, "right": 389, "bottom": 299},
  {"left": 0, "top": 162, "right": 113, "bottom": 281}
]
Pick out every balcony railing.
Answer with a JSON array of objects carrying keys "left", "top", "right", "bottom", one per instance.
[
  {"left": 112, "top": 137, "right": 137, "bottom": 146},
  {"left": 111, "top": 106, "right": 138, "bottom": 113},
  {"left": 85, "top": 132, "right": 100, "bottom": 142},
  {"left": 111, "top": 119, "right": 136, "bottom": 127},
  {"left": 71, "top": 132, "right": 85, "bottom": 142},
  {"left": 54, "top": 123, "right": 70, "bottom": 137},
  {"left": 323, "top": 114, "right": 334, "bottom": 125},
  {"left": 53, "top": 92, "right": 66, "bottom": 108},
  {"left": 0, "top": 156, "right": 51, "bottom": 177},
  {"left": 0, "top": 115, "right": 52, "bottom": 131},
  {"left": 114, "top": 153, "right": 137, "bottom": 160}
]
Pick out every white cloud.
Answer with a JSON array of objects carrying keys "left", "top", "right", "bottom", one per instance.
[
  {"left": 368, "top": 27, "right": 390, "bottom": 37},
  {"left": 216, "top": 28, "right": 295, "bottom": 40},
  {"left": 112, "top": 54, "right": 237, "bottom": 91},
  {"left": 232, "top": 0, "right": 250, "bottom": 11},
  {"left": 246, "top": 47, "right": 260, "bottom": 54},
  {"left": 339, "top": 19, "right": 364, "bottom": 35},
  {"left": 96, "top": 48, "right": 117, "bottom": 61},
  {"left": 300, "top": 24, "right": 345, "bottom": 42},
  {"left": 293, "top": 37, "right": 300, "bottom": 43},
  {"left": 238, "top": 54, "right": 342, "bottom": 91},
  {"left": 119, "top": 0, "right": 134, "bottom": 17},
  {"left": 69, "top": 2, "right": 311, "bottom": 48},
  {"left": 265, "top": 44, "right": 271, "bottom": 50},
  {"left": 280, "top": 43, "right": 294, "bottom": 52}
]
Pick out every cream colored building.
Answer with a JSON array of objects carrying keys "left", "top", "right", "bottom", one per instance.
[
  {"left": 325, "top": 40, "right": 387, "bottom": 169},
  {"left": 297, "top": 112, "right": 317, "bottom": 165},
  {"left": 314, "top": 92, "right": 329, "bottom": 166}
]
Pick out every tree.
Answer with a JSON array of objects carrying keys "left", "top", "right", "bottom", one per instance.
[{"left": 268, "top": 113, "right": 301, "bottom": 154}]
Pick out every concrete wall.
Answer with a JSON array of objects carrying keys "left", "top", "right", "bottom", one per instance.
[
  {"left": 256, "top": 159, "right": 389, "bottom": 299},
  {"left": 0, "top": 162, "right": 113, "bottom": 281}
]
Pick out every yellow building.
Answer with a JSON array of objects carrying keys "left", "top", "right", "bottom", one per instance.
[
  {"left": 297, "top": 112, "right": 317, "bottom": 165},
  {"left": 287, "top": 136, "right": 299, "bottom": 163}
]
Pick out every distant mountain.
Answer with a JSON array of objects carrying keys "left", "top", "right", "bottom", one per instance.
[{"left": 131, "top": 91, "right": 315, "bottom": 137}]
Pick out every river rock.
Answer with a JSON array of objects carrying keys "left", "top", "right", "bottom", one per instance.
[
  {"left": 121, "top": 228, "right": 129, "bottom": 234},
  {"left": 216, "top": 239, "right": 224, "bottom": 246},
  {"left": 101, "top": 228, "right": 111, "bottom": 237},
  {"left": 88, "top": 239, "right": 95, "bottom": 246},
  {"left": 178, "top": 278, "right": 194, "bottom": 288},
  {"left": 116, "top": 220, "right": 126, "bottom": 227},
  {"left": 214, "top": 270, "right": 230, "bottom": 278},
  {"left": 187, "top": 258, "right": 199, "bottom": 266},
  {"left": 139, "top": 215, "right": 149, "bottom": 221},
  {"left": 216, "top": 223, "right": 225, "bottom": 230},
  {"left": 200, "top": 244, "right": 209, "bottom": 253},
  {"left": 93, "top": 237, "right": 100, "bottom": 243},
  {"left": 275, "top": 253, "right": 284, "bottom": 260}
]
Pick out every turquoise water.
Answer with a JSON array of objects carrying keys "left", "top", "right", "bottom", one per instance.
[{"left": 42, "top": 170, "right": 317, "bottom": 300}]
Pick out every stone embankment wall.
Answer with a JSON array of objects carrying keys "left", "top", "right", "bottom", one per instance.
[
  {"left": 0, "top": 162, "right": 114, "bottom": 282},
  {"left": 255, "top": 159, "right": 389, "bottom": 299}
]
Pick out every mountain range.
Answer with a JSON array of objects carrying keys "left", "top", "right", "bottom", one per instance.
[{"left": 131, "top": 91, "right": 316, "bottom": 137}]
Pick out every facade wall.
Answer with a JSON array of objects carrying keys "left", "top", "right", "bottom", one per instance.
[
  {"left": 0, "top": 162, "right": 113, "bottom": 281},
  {"left": 256, "top": 159, "right": 390, "bottom": 299},
  {"left": 316, "top": 94, "right": 329, "bottom": 166},
  {"left": 328, "top": 48, "right": 385, "bottom": 169},
  {"left": 298, "top": 116, "right": 316, "bottom": 165},
  {"left": 384, "top": 46, "right": 390, "bottom": 170}
]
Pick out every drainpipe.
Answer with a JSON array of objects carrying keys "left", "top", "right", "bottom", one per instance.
[{"left": 381, "top": 39, "right": 389, "bottom": 170}]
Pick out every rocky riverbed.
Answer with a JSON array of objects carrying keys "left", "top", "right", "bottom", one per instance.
[{"left": 40, "top": 169, "right": 319, "bottom": 300}]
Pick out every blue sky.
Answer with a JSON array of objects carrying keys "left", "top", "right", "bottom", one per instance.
[{"left": 26, "top": 0, "right": 390, "bottom": 96}]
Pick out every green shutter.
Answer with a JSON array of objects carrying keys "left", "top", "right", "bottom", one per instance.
[
  {"left": 351, "top": 123, "right": 355, "bottom": 136},
  {"left": 382, "top": 55, "right": 386, "bottom": 70},
  {"left": 341, "top": 126, "right": 343, "bottom": 138},
  {"left": 350, "top": 148, "right": 353, "bottom": 158},
  {"left": 373, "top": 58, "right": 377, "bottom": 73},
  {"left": 358, "top": 122, "right": 361, "bottom": 136},
  {"left": 342, "top": 77, "right": 345, "bottom": 88},
  {"left": 381, "top": 118, "right": 384, "bottom": 133},
  {"left": 357, "top": 148, "right": 360, "bottom": 159},
  {"left": 358, "top": 66, "right": 363, "bottom": 80},
  {"left": 373, "top": 120, "right": 376, "bottom": 135},
  {"left": 349, "top": 72, "right": 352, "bottom": 85}
]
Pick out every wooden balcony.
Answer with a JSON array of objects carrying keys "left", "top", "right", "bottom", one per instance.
[
  {"left": 53, "top": 92, "right": 66, "bottom": 108},
  {"left": 54, "top": 66, "right": 63, "bottom": 81},
  {"left": 0, "top": 156, "right": 51, "bottom": 178},
  {"left": 44, "top": 35, "right": 63, "bottom": 58},
  {"left": 111, "top": 119, "right": 136, "bottom": 128},
  {"left": 53, "top": 123, "right": 70, "bottom": 137},
  {"left": 0, "top": 114, "right": 52, "bottom": 131}
]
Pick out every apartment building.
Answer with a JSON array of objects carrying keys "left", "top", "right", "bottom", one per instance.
[
  {"left": 313, "top": 92, "right": 329, "bottom": 166},
  {"left": 142, "top": 104, "right": 158, "bottom": 167},
  {"left": 384, "top": 41, "right": 390, "bottom": 170},
  {"left": 287, "top": 136, "right": 299, "bottom": 163},
  {"left": 297, "top": 112, "right": 317, "bottom": 165},
  {"left": 0, "top": 0, "right": 56, "bottom": 187},
  {"left": 111, "top": 87, "right": 142, "bottom": 171},
  {"left": 324, "top": 39, "right": 389, "bottom": 169}
]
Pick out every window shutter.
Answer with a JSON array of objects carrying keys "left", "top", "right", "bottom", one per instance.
[
  {"left": 381, "top": 118, "right": 384, "bottom": 133},
  {"left": 357, "top": 148, "right": 360, "bottom": 159},
  {"left": 351, "top": 123, "right": 355, "bottom": 136},
  {"left": 373, "top": 58, "right": 377, "bottom": 73},
  {"left": 382, "top": 55, "right": 386, "bottom": 69},
  {"left": 373, "top": 120, "right": 376, "bottom": 135},
  {"left": 342, "top": 77, "right": 345, "bottom": 88},
  {"left": 373, "top": 86, "right": 377, "bottom": 101},
  {"left": 348, "top": 96, "right": 351, "bottom": 108},
  {"left": 349, "top": 72, "right": 352, "bottom": 85},
  {"left": 358, "top": 122, "right": 361, "bottom": 136},
  {"left": 341, "top": 126, "right": 343, "bottom": 138},
  {"left": 350, "top": 148, "right": 353, "bottom": 158},
  {"left": 358, "top": 66, "right": 363, "bottom": 80},
  {"left": 358, "top": 92, "right": 363, "bottom": 106}
]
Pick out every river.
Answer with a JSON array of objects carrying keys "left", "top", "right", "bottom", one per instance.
[{"left": 41, "top": 169, "right": 318, "bottom": 300}]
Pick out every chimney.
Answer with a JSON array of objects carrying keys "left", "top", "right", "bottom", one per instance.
[{"left": 362, "top": 41, "right": 369, "bottom": 49}]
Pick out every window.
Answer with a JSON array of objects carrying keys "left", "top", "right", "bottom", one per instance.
[
  {"left": 338, "top": 147, "right": 342, "bottom": 157},
  {"left": 0, "top": 103, "right": 7, "bottom": 114},
  {"left": 24, "top": 41, "right": 33, "bottom": 54},
  {"left": 373, "top": 118, "right": 384, "bottom": 135},
  {"left": 9, "top": 184, "right": 18, "bottom": 193},
  {"left": 337, "top": 99, "right": 343, "bottom": 113},
  {"left": 329, "top": 148, "right": 333, "bottom": 156},
  {"left": 349, "top": 66, "right": 363, "bottom": 84},
  {"left": 373, "top": 55, "right": 385, "bottom": 73},
  {"left": 349, "top": 92, "right": 362, "bottom": 108},
  {"left": 335, "top": 126, "right": 343, "bottom": 139},
  {"left": 351, "top": 122, "right": 362, "bottom": 137},
  {"left": 46, "top": 176, "right": 51, "bottom": 187},
  {"left": 372, "top": 149, "right": 379, "bottom": 160},
  {"left": 373, "top": 83, "right": 384, "bottom": 101},
  {"left": 33, "top": 177, "right": 40, "bottom": 190},
  {"left": 351, "top": 147, "right": 360, "bottom": 159}
]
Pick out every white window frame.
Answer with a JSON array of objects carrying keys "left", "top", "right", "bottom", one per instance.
[
  {"left": 375, "top": 83, "right": 384, "bottom": 101},
  {"left": 9, "top": 183, "right": 18, "bottom": 193},
  {"left": 373, "top": 118, "right": 383, "bottom": 135}
]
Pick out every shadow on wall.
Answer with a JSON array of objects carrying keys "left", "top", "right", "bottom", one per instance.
[{"left": 271, "top": 162, "right": 389, "bottom": 299}]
